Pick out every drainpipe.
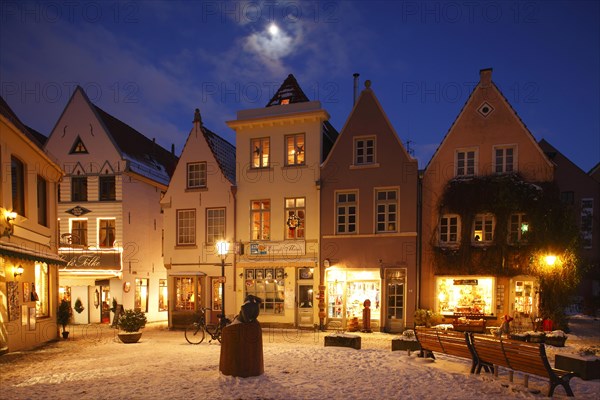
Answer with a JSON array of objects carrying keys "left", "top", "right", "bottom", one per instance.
[{"left": 416, "top": 169, "right": 423, "bottom": 310}]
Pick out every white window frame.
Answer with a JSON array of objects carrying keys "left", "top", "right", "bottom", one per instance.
[
  {"left": 251, "top": 137, "right": 270, "bottom": 168},
  {"left": 472, "top": 213, "right": 495, "bottom": 243},
  {"left": 439, "top": 214, "right": 460, "bottom": 245},
  {"left": 177, "top": 209, "right": 196, "bottom": 246},
  {"left": 455, "top": 148, "right": 478, "bottom": 177},
  {"left": 508, "top": 213, "right": 529, "bottom": 244},
  {"left": 285, "top": 197, "right": 305, "bottom": 239},
  {"left": 251, "top": 200, "right": 271, "bottom": 240},
  {"left": 285, "top": 133, "right": 305, "bottom": 166},
  {"left": 375, "top": 188, "right": 398, "bottom": 233},
  {"left": 354, "top": 136, "right": 376, "bottom": 165},
  {"left": 187, "top": 162, "right": 207, "bottom": 189},
  {"left": 336, "top": 191, "right": 358, "bottom": 234},
  {"left": 493, "top": 145, "right": 517, "bottom": 174},
  {"left": 206, "top": 208, "right": 225, "bottom": 244}
]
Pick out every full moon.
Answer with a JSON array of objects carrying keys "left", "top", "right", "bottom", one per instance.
[{"left": 268, "top": 23, "right": 279, "bottom": 36}]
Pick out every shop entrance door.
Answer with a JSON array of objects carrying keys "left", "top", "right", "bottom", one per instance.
[
  {"left": 100, "top": 286, "right": 111, "bottom": 323},
  {"left": 297, "top": 284, "right": 314, "bottom": 327},
  {"left": 385, "top": 269, "right": 406, "bottom": 333}
]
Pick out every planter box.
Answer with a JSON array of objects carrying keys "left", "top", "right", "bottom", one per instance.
[
  {"left": 324, "top": 334, "right": 361, "bottom": 350},
  {"left": 555, "top": 354, "right": 600, "bottom": 381},
  {"left": 545, "top": 336, "right": 567, "bottom": 347},
  {"left": 527, "top": 333, "right": 546, "bottom": 343},
  {"left": 118, "top": 332, "right": 142, "bottom": 343},
  {"left": 391, "top": 339, "right": 421, "bottom": 352},
  {"left": 509, "top": 334, "right": 529, "bottom": 342}
]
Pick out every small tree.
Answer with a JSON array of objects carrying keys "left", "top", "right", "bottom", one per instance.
[{"left": 57, "top": 299, "right": 72, "bottom": 333}]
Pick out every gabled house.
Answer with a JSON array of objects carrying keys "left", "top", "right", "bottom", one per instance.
[
  {"left": 44, "top": 87, "right": 177, "bottom": 324},
  {"left": 227, "top": 74, "right": 338, "bottom": 328},
  {"left": 539, "top": 139, "right": 600, "bottom": 314},
  {"left": 0, "top": 96, "right": 63, "bottom": 353},
  {"left": 320, "top": 81, "right": 419, "bottom": 332},
  {"left": 161, "top": 109, "right": 236, "bottom": 328},
  {"left": 420, "top": 69, "right": 558, "bottom": 329}
]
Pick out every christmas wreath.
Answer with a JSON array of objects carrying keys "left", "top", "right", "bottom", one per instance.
[{"left": 286, "top": 214, "right": 300, "bottom": 230}]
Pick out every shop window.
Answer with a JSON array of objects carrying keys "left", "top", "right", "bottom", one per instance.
[
  {"left": 59, "top": 286, "right": 71, "bottom": 302},
  {"left": 336, "top": 191, "right": 357, "bottom": 234},
  {"left": 177, "top": 209, "right": 196, "bottom": 245},
  {"left": 244, "top": 268, "right": 284, "bottom": 314},
  {"left": 158, "top": 279, "right": 168, "bottom": 312},
  {"left": 212, "top": 277, "right": 223, "bottom": 311},
  {"left": 354, "top": 136, "right": 376, "bottom": 165},
  {"left": 206, "top": 208, "right": 225, "bottom": 244},
  {"left": 98, "top": 219, "right": 116, "bottom": 247},
  {"left": 472, "top": 214, "right": 494, "bottom": 243},
  {"left": 508, "top": 213, "right": 529, "bottom": 244},
  {"left": 99, "top": 176, "right": 116, "bottom": 201},
  {"left": 135, "top": 278, "right": 148, "bottom": 313},
  {"left": 514, "top": 280, "right": 535, "bottom": 316},
  {"left": 581, "top": 198, "right": 593, "bottom": 249},
  {"left": 285, "top": 133, "right": 305, "bottom": 166},
  {"left": 11, "top": 156, "right": 25, "bottom": 216},
  {"left": 376, "top": 189, "right": 397, "bottom": 233},
  {"left": 439, "top": 214, "right": 460, "bottom": 245},
  {"left": 174, "top": 277, "right": 200, "bottom": 311},
  {"left": 251, "top": 137, "right": 270, "bottom": 168},
  {"left": 285, "top": 197, "right": 305, "bottom": 239},
  {"left": 494, "top": 146, "right": 516, "bottom": 174},
  {"left": 71, "top": 176, "right": 88, "bottom": 202},
  {"left": 251, "top": 200, "right": 270, "bottom": 240},
  {"left": 455, "top": 149, "right": 477, "bottom": 177},
  {"left": 326, "top": 269, "right": 381, "bottom": 322},
  {"left": 436, "top": 277, "right": 494, "bottom": 315},
  {"left": 34, "top": 263, "right": 49, "bottom": 318},
  {"left": 71, "top": 219, "right": 88, "bottom": 246},
  {"left": 187, "top": 162, "right": 207, "bottom": 189}
]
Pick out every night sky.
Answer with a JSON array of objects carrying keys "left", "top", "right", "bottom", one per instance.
[{"left": 1, "top": 1, "right": 598, "bottom": 171}]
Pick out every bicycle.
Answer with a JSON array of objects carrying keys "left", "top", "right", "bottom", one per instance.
[{"left": 184, "top": 308, "right": 231, "bottom": 344}]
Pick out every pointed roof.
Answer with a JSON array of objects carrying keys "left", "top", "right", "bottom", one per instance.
[
  {"left": 539, "top": 138, "right": 592, "bottom": 176},
  {"left": 196, "top": 109, "right": 236, "bottom": 184},
  {"left": 266, "top": 74, "right": 310, "bottom": 107},
  {"left": 0, "top": 96, "right": 45, "bottom": 150}
]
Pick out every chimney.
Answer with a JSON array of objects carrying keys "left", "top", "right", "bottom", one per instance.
[
  {"left": 193, "top": 108, "right": 202, "bottom": 125},
  {"left": 353, "top": 73, "right": 360, "bottom": 105},
  {"left": 479, "top": 68, "right": 493, "bottom": 86},
  {"left": 171, "top": 143, "right": 175, "bottom": 155}
]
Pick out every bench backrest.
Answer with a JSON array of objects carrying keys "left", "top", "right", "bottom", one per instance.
[
  {"left": 471, "top": 334, "right": 551, "bottom": 378},
  {"left": 415, "top": 327, "right": 473, "bottom": 359}
]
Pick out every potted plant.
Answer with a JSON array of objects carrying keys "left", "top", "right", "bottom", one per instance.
[
  {"left": 57, "top": 299, "right": 72, "bottom": 339},
  {"left": 117, "top": 309, "right": 147, "bottom": 343}
]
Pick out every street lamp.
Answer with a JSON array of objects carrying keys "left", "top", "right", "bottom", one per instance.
[{"left": 216, "top": 240, "right": 229, "bottom": 327}]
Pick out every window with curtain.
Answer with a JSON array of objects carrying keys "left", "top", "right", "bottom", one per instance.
[
  {"left": 99, "top": 219, "right": 116, "bottom": 247},
  {"left": 35, "top": 263, "right": 49, "bottom": 317}
]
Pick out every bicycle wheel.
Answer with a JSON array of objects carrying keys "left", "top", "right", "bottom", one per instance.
[{"left": 185, "top": 322, "right": 205, "bottom": 344}]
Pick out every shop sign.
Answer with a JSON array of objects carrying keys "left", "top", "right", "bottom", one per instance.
[
  {"left": 60, "top": 250, "right": 121, "bottom": 270},
  {"left": 65, "top": 205, "right": 92, "bottom": 216},
  {"left": 453, "top": 279, "right": 478, "bottom": 285},
  {"left": 249, "top": 241, "right": 306, "bottom": 257}
]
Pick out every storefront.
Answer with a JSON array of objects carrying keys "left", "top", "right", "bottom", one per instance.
[
  {"left": 169, "top": 272, "right": 225, "bottom": 329},
  {"left": 325, "top": 268, "right": 381, "bottom": 330},
  {"left": 435, "top": 276, "right": 496, "bottom": 316}
]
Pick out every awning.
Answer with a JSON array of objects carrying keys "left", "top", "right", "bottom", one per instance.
[{"left": 0, "top": 243, "right": 66, "bottom": 266}]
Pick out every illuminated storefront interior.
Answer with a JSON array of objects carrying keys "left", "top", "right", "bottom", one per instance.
[
  {"left": 326, "top": 268, "right": 381, "bottom": 322},
  {"left": 436, "top": 276, "right": 495, "bottom": 315}
]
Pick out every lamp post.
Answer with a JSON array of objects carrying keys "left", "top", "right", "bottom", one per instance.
[{"left": 216, "top": 240, "right": 229, "bottom": 327}]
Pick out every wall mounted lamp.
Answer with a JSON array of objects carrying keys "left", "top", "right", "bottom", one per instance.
[
  {"left": 13, "top": 265, "right": 24, "bottom": 278},
  {"left": 1, "top": 210, "right": 17, "bottom": 238}
]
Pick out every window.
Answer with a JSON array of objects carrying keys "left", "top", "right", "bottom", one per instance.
[
  {"left": 174, "top": 277, "right": 200, "bottom": 311},
  {"left": 98, "top": 219, "right": 116, "bottom": 247},
  {"left": 244, "top": 268, "right": 285, "bottom": 314},
  {"left": 187, "top": 162, "right": 207, "bottom": 189},
  {"left": 251, "top": 138, "right": 270, "bottom": 168},
  {"left": 134, "top": 278, "right": 149, "bottom": 312},
  {"left": 177, "top": 209, "right": 196, "bottom": 245},
  {"left": 71, "top": 219, "right": 88, "bottom": 246},
  {"left": 251, "top": 200, "right": 271, "bottom": 240},
  {"left": 69, "top": 136, "right": 88, "bottom": 154},
  {"left": 473, "top": 214, "right": 495, "bottom": 243},
  {"left": 37, "top": 175, "right": 47, "bottom": 226},
  {"left": 11, "top": 156, "right": 25, "bottom": 216},
  {"left": 285, "top": 134, "right": 305, "bottom": 166},
  {"left": 376, "top": 189, "right": 397, "bottom": 233},
  {"left": 71, "top": 176, "right": 87, "bottom": 202},
  {"left": 581, "top": 199, "right": 593, "bottom": 249},
  {"left": 455, "top": 149, "right": 476, "bottom": 177},
  {"left": 285, "top": 197, "right": 305, "bottom": 239},
  {"left": 158, "top": 279, "right": 168, "bottom": 312},
  {"left": 99, "top": 176, "right": 116, "bottom": 201},
  {"left": 206, "top": 208, "right": 225, "bottom": 244},
  {"left": 509, "top": 213, "right": 529, "bottom": 243},
  {"left": 212, "top": 277, "right": 222, "bottom": 311},
  {"left": 560, "top": 191, "right": 575, "bottom": 205},
  {"left": 336, "top": 191, "right": 357, "bottom": 234},
  {"left": 35, "top": 263, "right": 49, "bottom": 317},
  {"left": 354, "top": 137, "right": 375, "bottom": 165},
  {"left": 494, "top": 146, "right": 515, "bottom": 174},
  {"left": 439, "top": 214, "right": 460, "bottom": 245}
]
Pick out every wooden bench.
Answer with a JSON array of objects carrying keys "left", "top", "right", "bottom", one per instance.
[
  {"left": 414, "top": 327, "right": 478, "bottom": 373},
  {"left": 471, "top": 334, "right": 575, "bottom": 397}
]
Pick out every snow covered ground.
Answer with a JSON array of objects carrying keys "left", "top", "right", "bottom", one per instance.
[{"left": 1, "top": 315, "right": 598, "bottom": 399}]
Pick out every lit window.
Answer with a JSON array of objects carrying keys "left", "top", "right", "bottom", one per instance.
[
  {"left": 35, "top": 263, "right": 49, "bottom": 317},
  {"left": 177, "top": 209, "right": 196, "bottom": 245},
  {"left": 376, "top": 189, "right": 397, "bottom": 233},
  {"left": 158, "top": 279, "right": 168, "bottom": 312},
  {"left": 174, "top": 277, "right": 200, "bottom": 311},
  {"left": 285, "top": 197, "right": 305, "bottom": 239},
  {"left": 285, "top": 134, "right": 305, "bottom": 166},
  {"left": 251, "top": 138, "right": 270, "bottom": 168},
  {"left": 71, "top": 176, "right": 88, "bottom": 202},
  {"left": 251, "top": 200, "right": 270, "bottom": 240},
  {"left": 336, "top": 191, "right": 357, "bottom": 234},
  {"left": 508, "top": 213, "right": 529, "bottom": 243},
  {"left": 455, "top": 149, "right": 477, "bottom": 177},
  {"left": 244, "top": 268, "right": 285, "bottom": 314},
  {"left": 439, "top": 214, "right": 460, "bottom": 245},
  {"left": 69, "top": 136, "right": 88, "bottom": 154},
  {"left": 473, "top": 214, "right": 495, "bottom": 243},
  {"left": 354, "top": 137, "right": 375, "bottom": 165},
  {"left": 98, "top": 219, "right": 116, "bottom": 247},
  {"left": 494, "top": 146, "right": 516, "bottom": 174},
  {"left": 206, "top": 208, "right": 225, "bottom": 244},
  {"left": 134, "top": 278, "right": 149, "bottom": 313},
  {"left": 187, "top": 162, "right": 207, "bottom": 189}
]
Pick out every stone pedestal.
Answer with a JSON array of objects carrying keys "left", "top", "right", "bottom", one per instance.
[
  {"left": 324, "top": 333, "right": 361, "bottom": 350},
  {"left": 555, "top": 354, "right": 600, "bottom": 381},
  {"left": 219, "top": 321, "right": 264, "bottom": 378}
]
